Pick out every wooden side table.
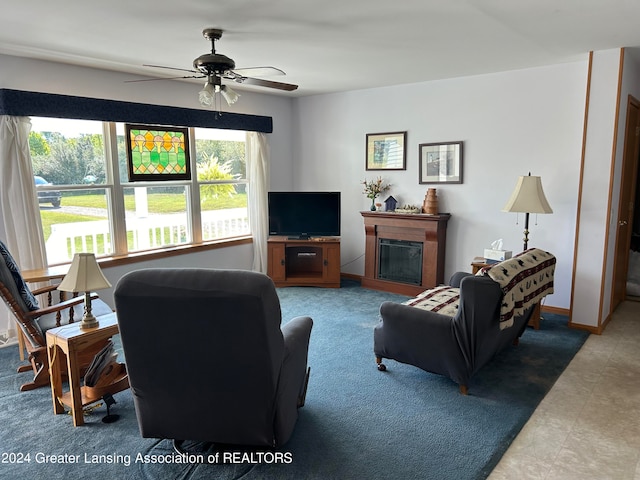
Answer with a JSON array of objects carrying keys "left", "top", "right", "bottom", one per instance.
[
  {"left": 471, "top": 257, "right": 490, "bottom": 274},
  {"left": 22, "top": 265, "right": 69, "bottom": 283},
  {"left": 46, "top": 312, "right": 128, "bottom": 426}
]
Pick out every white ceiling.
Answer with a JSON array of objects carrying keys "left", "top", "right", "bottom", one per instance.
[{"left": 1, "top": 0, "right": 640, "bottom": 97}]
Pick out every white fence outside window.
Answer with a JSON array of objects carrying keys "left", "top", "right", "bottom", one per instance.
[{"left": 45, "top": 208, "right": 249, "bottom": 264}]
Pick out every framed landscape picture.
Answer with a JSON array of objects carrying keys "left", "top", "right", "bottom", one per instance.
[
  {"left": 366, "top": 131, "right": 407, "bottom": 170},
  {"left": 419, "top": 141, "right": 463, "bottom": 184},
  {"left": 126, "top": 124, "right": 191, "bottom": 182}
]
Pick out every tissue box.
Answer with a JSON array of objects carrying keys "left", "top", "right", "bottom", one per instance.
[{"left": 484, "top": 249, "right": 512, "bottom": 262}]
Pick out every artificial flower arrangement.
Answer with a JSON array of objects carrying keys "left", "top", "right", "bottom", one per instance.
[{"left": 362, "top": 177, "right": 391, "bottom": 210}]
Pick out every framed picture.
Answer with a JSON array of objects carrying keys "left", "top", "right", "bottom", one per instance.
[
  {"left": 419, "top": 141, "right": 463, "bottom": 184},
  {"left": 366, "top": 131, "right": 407, "bottom": 170},
  {"left": 125, "top": 124, "right": 191, "bottom": 182}
]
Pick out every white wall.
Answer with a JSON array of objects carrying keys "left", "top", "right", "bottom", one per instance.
[
  {"left": 572, "top": 50, "right": 621, "bottom": 328},
  {"left": 97, "top": 243, "right": 254, "bottom": 308},
  {"left": 293, "top": 61, "right": 589, "bottom": 310}
]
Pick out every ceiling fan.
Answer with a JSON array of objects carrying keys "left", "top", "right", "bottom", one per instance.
[{"left": 129, "top": 28, "right": 298, "bottom": 106}]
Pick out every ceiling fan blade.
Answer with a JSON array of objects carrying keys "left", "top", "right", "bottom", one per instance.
[
  {"left": 143, "top": 64, "right": 200, "bottom": 75},
  {"left": 239, "top": 76, "right": 298, "bottom": 91},
  {"left": 125, "top": 74, "right": 204, "bottom": 83},
  {"left": 232, "top": 66, "right": 285, "bottom": 77}
]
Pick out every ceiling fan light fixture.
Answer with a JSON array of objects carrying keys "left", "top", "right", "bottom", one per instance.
[
  {"left": 221, "top": 85, "right": 240, "bottom": 105},
  {"left": 198, "top": 81, "right": 215, "bottom": 106}
]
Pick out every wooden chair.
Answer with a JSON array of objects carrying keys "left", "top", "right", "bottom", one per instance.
[{"left": 0, "top": 246, "right": 112, "bottom": 391}]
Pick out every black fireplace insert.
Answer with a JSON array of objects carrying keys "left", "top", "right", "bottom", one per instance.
[{"left": 378, "top": 238, "right": 423, "bottom": 285}]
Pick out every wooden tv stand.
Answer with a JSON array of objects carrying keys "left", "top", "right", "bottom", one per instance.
[{"left": 267, "top": 236, "right": 341, "bottom": 288}]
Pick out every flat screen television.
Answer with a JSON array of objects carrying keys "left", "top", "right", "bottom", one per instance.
[{"left": 268, "top": 191, "right": 341, "bottom": 239}]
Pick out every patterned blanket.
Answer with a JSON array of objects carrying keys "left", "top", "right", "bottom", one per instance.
[
  {"left": 403, "top": 286, "right": 460, "bottom": 317},
  {"left": 476, "top": 248, "right": 555, "bottom": 329}
]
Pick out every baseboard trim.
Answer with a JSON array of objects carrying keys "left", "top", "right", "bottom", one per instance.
[
  {"left": 568, "top": 309, "right": 611, "bottom": 335},
  {"left": 567, "top": 321, "right": 601, "bottom": 335},
  {"left": 341, "top": 273, "right": 362, "bottom": 282},
  {"left": 541, "top": 305, "right": 570, "bottom": 316}
]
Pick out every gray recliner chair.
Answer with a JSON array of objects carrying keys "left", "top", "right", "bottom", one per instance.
[{"left": 114, "top": 268, "right": 313, "bottom": 448}]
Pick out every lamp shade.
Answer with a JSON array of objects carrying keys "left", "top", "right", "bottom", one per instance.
[
  {"left": 58, "top": 253, "right": 111, "bottom": 293},
  {"left": 502, "top": 175, "right": 553, "bottom": 214},
  {"left": 221, "top": 85, "right": 240, "bottom": 105},
  {"left": 198, "top": 82, "right": 215, "bottom": 107}
]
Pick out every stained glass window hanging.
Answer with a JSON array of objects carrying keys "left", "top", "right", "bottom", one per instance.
[{"left": 125, "top": 124, "right": 191, "bottom": 181}]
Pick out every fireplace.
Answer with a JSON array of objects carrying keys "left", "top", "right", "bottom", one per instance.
[
  {"left": 361, "top": 211, "right": 450, "bottom": 296},
  {"left": 378, "top": 239, "right": 423, "bottom": 285}
]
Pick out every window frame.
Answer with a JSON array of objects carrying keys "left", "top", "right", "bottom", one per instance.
[{"left": 32, "top": 120, "right": 251, "bottom": 265}]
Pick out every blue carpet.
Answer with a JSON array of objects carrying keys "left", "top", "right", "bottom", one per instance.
[{"left": 0, "top": 280, "right": 588, "bottom": 479}]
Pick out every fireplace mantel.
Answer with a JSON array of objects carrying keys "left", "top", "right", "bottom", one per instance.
[{"left": 360, "top": 211, "right": 450, "bottom": 296}]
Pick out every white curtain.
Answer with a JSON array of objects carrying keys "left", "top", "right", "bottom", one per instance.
[
  {"left": 0, "top": 116, "right": 48, "bottom": 342},
  {"left": 246, "top": 131, "right": 270, "bottom": 273}
]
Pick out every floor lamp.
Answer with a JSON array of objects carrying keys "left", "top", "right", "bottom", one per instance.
[{"left": 502, "top": 173, "right": 553, "bottom": 251}]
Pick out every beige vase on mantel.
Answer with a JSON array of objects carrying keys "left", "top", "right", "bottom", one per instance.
[{"left": 422, "top": 188, "right": 439, "bottom": 215}]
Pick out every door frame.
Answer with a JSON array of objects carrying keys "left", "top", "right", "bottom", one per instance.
[{"left": 611, "top": 95, "right": 640, "bottom": 308}]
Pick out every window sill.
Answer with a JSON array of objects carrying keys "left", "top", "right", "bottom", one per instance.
[{"left": 56, "top": 236, "right": 253, "bottom": 270}]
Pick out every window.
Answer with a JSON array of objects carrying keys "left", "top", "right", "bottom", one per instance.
[
  {"left": 194, "top": 127, "right": 249, "bottom": 242},
  {"left": 30, "top": 117, "right": 249, "bottom": 265}
]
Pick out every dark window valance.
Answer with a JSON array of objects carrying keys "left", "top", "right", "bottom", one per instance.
[{"left": 0, "top": 88, "right": 273, "bottom": 133}]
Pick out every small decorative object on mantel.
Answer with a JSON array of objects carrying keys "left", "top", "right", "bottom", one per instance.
[
  {"left": 422, "top": 188, "right": 439, "bottom": 215},
  {"left": 362, "top": 177, "right": 391, "bottom": 211},
  {"left": 384, "top": 196, "right": 398, "bottom": 212},
  {"left": 395, "top": 205, "right": 421, "bottom": 214}
]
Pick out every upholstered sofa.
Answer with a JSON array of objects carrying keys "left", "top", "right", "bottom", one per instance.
[{"left": 373, "top": 248, "right": 555, "bottom": 394}]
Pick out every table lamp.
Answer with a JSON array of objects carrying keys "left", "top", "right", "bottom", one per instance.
[
  {"left": 502, "top": 173, "right": 553, "bottom": 251},
  {"left": 57, "top": 253, "right": 111, "bottom": 329}
]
